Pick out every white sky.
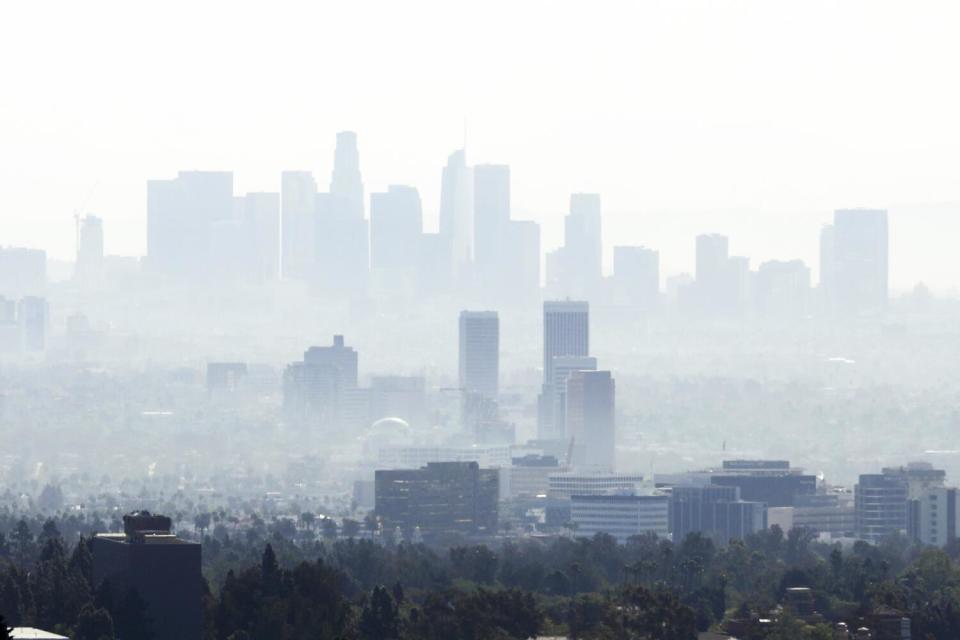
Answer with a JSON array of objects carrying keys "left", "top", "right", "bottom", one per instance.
[{"left": 2, "top": 0, "right": 959, "bottom": 291}]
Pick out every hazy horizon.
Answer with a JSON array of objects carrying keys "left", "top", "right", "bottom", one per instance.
[{"left": 3, "top": 1, "right": 960, "bottom": 290}]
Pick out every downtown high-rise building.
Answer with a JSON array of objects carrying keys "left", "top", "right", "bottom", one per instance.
[
  {"left": 283, "top": 335, "right": 360, "bottom": 429},
  {"left": 238, "top": 192, "right": 281, "bottom": 282},
  {"left": 539, "top": 300, "right": 590, "bottom": 439},
  {"left": 439, "top": 149, "right": 474, "bottom": 282},
  {"left": 316, "top": 132, "right": 369, "bottom": 296},
  {"left": 612, "top": 245, "right": 659, "bottom": 308},
  {"left": 329, "top": 130, "right": 365, "bottom": 219},
  {"left": 550, "top": 355, "right": 597, "bottom": 440},
  {"left": 280, "top": 171, "right": 317, "bottom": 281},
  {"left": 820, "top": 208, "right": 888, "bottom": 317},
  {"left": 370, "top": 185, "right": 423, "bottom": 290},
  {"left": 75, "top": 215, "right": 104, "bottom": 286},
  {"left": 458, "top": 310, "right": 499, "bottom": 400},
  {"left": 147, "top": 171, "right": 233, "bottom": 279},
  {"left": 473, "top": 164, "right": 510, "bottom": 277},
  {"left": 565, "top": 369, "right": 615, "bottom": 471},
  {"left": 546, "top": 194, "right": 602, "bottom": 298}
]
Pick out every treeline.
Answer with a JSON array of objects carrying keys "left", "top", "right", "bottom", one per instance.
[{"left": 4, "top": 514, "right": 960, "bottom": 638}]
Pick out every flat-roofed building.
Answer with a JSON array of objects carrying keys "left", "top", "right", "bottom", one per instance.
[
  {"left": 92, "top": 511, "right": 201, "bottom": 640},
  {"left": 375, "top": 461, "right": 499, "bottom": 535},
  {"left": 571, "top": 493, "right": 669, "bottom": 541}
]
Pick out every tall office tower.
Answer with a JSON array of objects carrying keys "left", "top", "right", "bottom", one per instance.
[
  {"left": 283, "top": 335, "right": 359, "bottom": 428},
  {"left": 329, "top": 131, "right": 365, "bottom": 219},
  {"left": 560, "top": 193, "right": 603, "bottom": 295},
  {"left": 565, "top": 370, "right": 615, "bottom": 471},
  {"left": 92, "top": 512, "right": 202, "bottom": 640},
  {"left": 694, "top": 233, "right": 730, "bottom": 313},
  {"left": 240, "top": 192, "right": 281, "bottom": 281},
  {"left": 818, "top": 224, "right": 835, "bottom": 300},
  {"left": 370, "top": 185, "right": 423, "bottom": 294},
  {"left": 18, "top": 296, "right": 47, "bottom": 352},
  {"left": 315, "top": 193, "right": 369, "bottom": 297},
  {"left": 438, "top": 149, "right": 474, "bottom": 281},
  {"left": 473, "top": 164, "right": 511, "bottom": 274},
  {"left": 281, "top": 171, "right": 318, "bottom": 280},
  {"left": 612, "top": 246, "right": 659, "bottom": 307},
  {"left": 147, "top": 171, "right": 233, "bottom": 279},
  {"left": 755, "top": 260, "right": 811, "bottom": 319},
  {"left": 75, "top": 215, "right": 104, "bottom": 285},
  {"left": 822, "top": 209, "right": 889, "bottom": 316},
  {"left": 855, "top": 473, "right": 909, "bottom": 543},
  {"left": 539, "top": 300, "right": 590, "bottom": 439},
  {"left": 504, "top": 220, "right": 541, "bottom": 301},
  {"left": 459, "top": 311, "right": 499, "bottom": 400},
  {"left": 550, "top": 355, "right": 597, "bottom": 439},
  {"left": 0, "top": 248, "right": 46, "bottom": 298}
]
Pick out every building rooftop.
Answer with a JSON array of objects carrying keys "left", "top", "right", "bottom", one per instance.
[{"left": 11, "top": 628, "right": 70, "bottom": 639}]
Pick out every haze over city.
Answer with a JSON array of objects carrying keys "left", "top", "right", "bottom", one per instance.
[{"left": 2, "top": 2, "right": 960, "bottom": 640}]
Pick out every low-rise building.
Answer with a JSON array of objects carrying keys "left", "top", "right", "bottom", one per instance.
[{"left": 570, "top": 493, "right": 669, "bottom": 541}]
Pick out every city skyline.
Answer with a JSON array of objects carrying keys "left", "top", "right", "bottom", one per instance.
[{"left": 4, "top": 2, "right": 960, "bottom": 290}]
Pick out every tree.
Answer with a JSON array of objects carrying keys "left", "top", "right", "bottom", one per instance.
[
  {"left": 359, "top": 585, "right": 399, "bottom": 640},
  {"left": 74, "top": 604, "right": 115, "bottom": 640},
  {"left": 194, "top": 513, "right": 212, "bottom": 538},
  {"left": 342, "top": 519, "right": 361, "bottom": 538},
  {"left": 321, "top": 518, "right": 338, "bottom": 541},
  {"left": 12, "top": 520, "right": 33, "bottom": 567}
]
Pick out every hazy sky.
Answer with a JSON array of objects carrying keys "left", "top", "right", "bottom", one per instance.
[{"left": 2, "top": 1, "right": 959, "bottom": 290}]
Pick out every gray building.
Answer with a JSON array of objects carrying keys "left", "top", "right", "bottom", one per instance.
[
  {"left": 855, "top": 473, "right": 909, "bottom": 543},
  {"left": 539, "top": 300, "right": 590, "bottom": 439},
  {"left": 375, "top": 461, "right": 499, "bottom": 535},
  {"left": 565, "top": 369, "right": 615, "bottom": 472},
  {"left": 280, "top": 170, "right": 317, "bottom": 280},
  {"left": 147, "top": 171, "right": 233, "bottom": 279},
  {"left": 670, "top": 485, "right": 767, "bottom": 543},
  {"left": 283, "top": 335, "right": 359, "bottom": 427},
  {"left": 821, "top": 208, "right": 888, "bottom": 316},
  {"left": 92, "top": 512, "right": 202, "bottom": 640},
  {"left": 459, "top": 310, "right": 499, "bottom": 400}
]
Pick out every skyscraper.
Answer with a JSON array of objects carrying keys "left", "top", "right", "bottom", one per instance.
[
  {"left": 370, "top": 185, "right": 423, "bottom": 273},
  {"left": 18, "top": 296, "right": 47, "bottom": 352},
  {"left": 147, "top": 171, "right": 233, "bottom": 279},
  {"left": 0, "top": 247, "right": 46, "bottom": 298},
  {"left": 280, "top": 171, "right": 317, "bottom": 280},
  {"left": 755, "top": 260, "right": 810, "bottom": 319},
  {"left": 283, "top": 335, "right": 359, "bottom": 428},
  {"left": 316, "top": 133, "right": 369, "bottom": 296},
  {"left": 329, "top": 131, "right": 365, "bottom": 219},
  {"left": 613, "top": 246, "right": 659, "bottom": 307},
  {"left": 75, "top": 215, "right": 104, "bottom": 285},
  {"left": 459, "top": 311, "right": 499, "bottom": 400},
  {"left": 539, "top": 300, "right": 590, "bottom": 439},
  {"left": 543, "top": 300, "right": 590, "bottom": 383},
  {"left": 556, "top": 194, "right": 603, "bottom": 296},
  {"left": 240, "top": 192, "right": 281, "bottom": 281},
  {"left": 473, "top": 164, "right": 510, "bottom": 273},
  {"left": 821, "top": 208, "right": 889, "bottom": 316},
  {"left": 551, "top": 355, "right": 597, "bottom": 440},
  {"left": 439, "top": 150, "right": 474, "bottom": 281},
  {"left": 565, "top": 369, "right": 615, "bottom": 471}
]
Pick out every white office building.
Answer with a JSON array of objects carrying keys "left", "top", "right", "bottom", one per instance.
[{"left": 570, "top": 493, "right": 669, "bottom": 541}]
